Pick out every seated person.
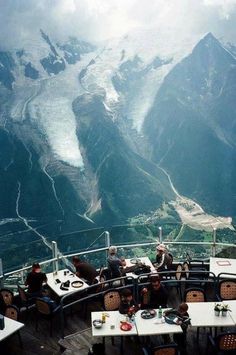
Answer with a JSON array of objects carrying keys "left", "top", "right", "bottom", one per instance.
[
  {"left": 164, "top": 303, "right": 190, "bottom": 355},
  {"left": 107, "top": 246, "right": 126, "bottom": 279},
  {"left": 72, "top": 256, "right": 98, "bottom": 285},
  {"left": 25, "top": 263, "right": 47, "bottom": 297},
  {"left": 140, "top": 275, "right": 168, "bottom": 309},
  {"left": 154, "top": 244, "right": 173, "bottom": 272},
  {"left": 119, "top": 288, "right": 138, "bottom": 315}
]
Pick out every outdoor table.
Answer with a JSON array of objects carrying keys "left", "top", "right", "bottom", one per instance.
[
  {"left": 125, "top": 257, "right": 156, "bottom": 279},
  {"left": 91, "top": 311, "right": 137, "bottom": 337},
  {"left": 210, "top": 257, "right": 236, "bottom": 278},
  {"left": 187, "top": 302, "right": 235, "bottom": 328},
  {"left": 92, "top": 310, "right": 137, "bottom": 353},
  {"left": 134, "top": 308, "right": 183, "bottom": 336},
  {"left": 46, "top": 269, "right": 89, "bottom": 297},
  {"left": 0, "top": 316, "right": 24, "bottom": 343}
]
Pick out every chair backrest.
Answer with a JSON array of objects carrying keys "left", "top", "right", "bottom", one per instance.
[
  {"left": 216, "top": 332, "right": 236, "bottom": 351},
  {"left": 176, "top": 263, "right": 183, "bottom": 280},
  {"left": 103, "top": 290, "right": 121, "bottom": 311},
  {"left": 18, "top": 285, "right": 28, "bottom": 303},
  {"left": 182, "top": 262, "right": 189, "bottom": 279},
  {"left": 0, "top": 289, "right": 14, "bottom": 306},
  {"left": 184, "top": 288, "right": 206, "bottom": 302},
  {"left": 36, "top": 298, "right": 51, "bottom": 315},
  {"left": 5, "top": 305, "right": 19, "bottom": 321},
  {"left": 219, "top": 280, "right": 236, "bottom": 300},
  {"left": 153, "top": 344, "right": 178, "bottom": 355}
]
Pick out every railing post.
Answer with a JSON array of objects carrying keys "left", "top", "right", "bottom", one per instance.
[
  {"left": 159, "top": 227, "right": 163, "bottom": 244},
  {"left": 0, "top": 258, "right": 3, "bottom": 288},
  {"left": 105, "top": 231, "right": 110, "bottom": 260},
  {"left": 212, "top": 228, "right": 216, "bottom": 257},
  {"left": 52, "top": 241, "right": 59, "bottom": 273}
]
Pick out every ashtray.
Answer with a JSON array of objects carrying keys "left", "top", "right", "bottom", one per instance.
[
  {"left": 71, "top": 280, "right": 84, "bottom": 288},
  {"left": 93, "top": 320, "right": 103, "bottom": 329},
  {"left": 141, "top": 309, "right": 157, "bottom": 319}
]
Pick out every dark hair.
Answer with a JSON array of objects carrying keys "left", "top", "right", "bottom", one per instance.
[
  {"left": 150, "top": 275, "right": 160, "bottom": 283},
  {"left": 32, "top": 263, "right": 40, "bottom": 269},
  {"left": 72, "top": 256, "right": 81, "bottom": 263},
  {"left": 120, "top": 288, "right": 132, "bottom": 297}
]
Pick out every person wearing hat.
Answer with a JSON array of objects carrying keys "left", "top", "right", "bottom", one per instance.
[
  {"left": 107, "top": 246, "right": 126, "bottom": 279},
  {"left": 155, "top": 244, "right": 173, "bottom": 272},
  {"left": 25, "top": 263, "right": 47, "bottom": 297}
]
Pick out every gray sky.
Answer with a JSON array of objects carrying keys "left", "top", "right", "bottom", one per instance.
[{"left": 0, "top": 0, "right": 236, "bottom": 49}]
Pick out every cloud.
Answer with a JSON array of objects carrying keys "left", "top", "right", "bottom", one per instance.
[{"left": 0, "top": 0, "right": 236, "bottom": 50}]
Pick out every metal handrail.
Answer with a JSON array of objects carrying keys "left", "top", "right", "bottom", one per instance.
[{"left": 1, "top": 237, "right": 236, "bottom": 280}]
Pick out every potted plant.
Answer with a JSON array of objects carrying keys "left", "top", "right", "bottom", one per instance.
[
  {"left": 221, "top": 304, "right": 231, "bottom": 317},
  {"left": 214, "top": 303, "right": 222, "bottom": 316}
]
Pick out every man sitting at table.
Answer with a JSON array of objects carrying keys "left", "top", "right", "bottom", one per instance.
[
  {"left": 140, "top": 275, "right": 168, "bottom": 309},
  {"left": 107, "top": 246, "right": 126, "bottom": 279},
  {"left": 25, "top": 262, "right": 47, "bottom": 297},
  {"left": 72, "top": 256, "right": 98, "bottom": 285},
  {"left": 154, "top": 244, "right": 173, "bottom": 272}
]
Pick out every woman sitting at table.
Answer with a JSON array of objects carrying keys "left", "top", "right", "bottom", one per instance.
[
  {"left": 25, "top": 263, "right": 47, "bottom": 298},
  {"left": 107, "top": 246, "right": 126, "bottom": 279},
  {"left": 140, "top": 275, "right": 168, "bottom": 309},
  {"left": 119, "top": 288, "right": 139, "bottom": 315}
]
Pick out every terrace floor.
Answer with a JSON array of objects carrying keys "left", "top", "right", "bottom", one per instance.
[{"left": 1, "top": 281, "right": 230, "bottom": 355}]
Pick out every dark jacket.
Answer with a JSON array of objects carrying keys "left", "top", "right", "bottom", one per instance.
[{"left": 141, "top": 284, "right": 168, "bottom": 309}]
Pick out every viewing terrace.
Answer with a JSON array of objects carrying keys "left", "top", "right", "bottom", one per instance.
[{"left": 0, "top": 223, "right": 236, "bottom": 354}]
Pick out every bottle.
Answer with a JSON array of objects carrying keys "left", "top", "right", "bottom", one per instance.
[
  {"left": 158, "top": 305, "right": 162, "bottom": 318},
  {"left": 102, "top": 313, "right": 106, "bottom": 323}
]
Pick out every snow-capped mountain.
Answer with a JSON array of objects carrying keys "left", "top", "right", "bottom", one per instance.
[{"left": 0, "top": 29, "right": 235, "bottom": 269}]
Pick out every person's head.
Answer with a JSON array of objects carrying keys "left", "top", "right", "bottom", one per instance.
[
  {"left": 108, "top": 246, "right": 117, "bottom": 255},
  {"left": 32, "top": 263, "right": 41, "bottom": 273},
  {"left": 150, "top": 275, "right": 161, "bottom": 290},
  {"left": 156, "top": 244, "right": 166, "bottom": 255},
  {"left": 178, "top": 302, "right": 188, "bottom": 314},
  {"left": 120, "top": 288, "right": 133, "bottom": 303},
  {"left": 72, "top": 256, "right": 81, "bottom": 266}
]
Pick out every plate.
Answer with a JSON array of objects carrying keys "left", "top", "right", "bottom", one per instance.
[
  {"left": 130, "top": 258, "right": 141, "bottom": 264},
  {"left": 120, "top": 322, "right": 132, "bottom": 331},
  {"left": 141, "top": 309, "right": 157, "bottom": 319},
  {"left": 71, "top": 280, "right": 84, "bottom": 288}
]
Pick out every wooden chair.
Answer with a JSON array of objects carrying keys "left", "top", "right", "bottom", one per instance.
[
  {"left": 18, "top": 285, "right": 34, "bottom": 311},
  {"left": 218, "top": 280, "right": 236, "bottom": 300},
  {"left": 5, "top": 305, "right": 19, "bottom": 321},
  {"left": 185, "top": 287, "right": 207, "bottom": 341},
  {"left": 103, "top": 290, "right": 121, "bottom": 311},
  {"left": 207, "top": 331, "right": 236, "bottom": 354},
  {"left": 184, "top": 287, "right": 206, "bottom": 302},
  {"left": 152, "top": 344, "right": 179, "bottom": 355},
  {"left": 35, "top": 298, "right": 61, "bottom": 336},
  {"left": 165, "top": 264, "right": 183, "bottom": 300},
  {"left": 4, "top": 305, "right": 23, "bottom": 347},
  {"left": 0, "top": 288, "right": 14, "bottom": 306}
]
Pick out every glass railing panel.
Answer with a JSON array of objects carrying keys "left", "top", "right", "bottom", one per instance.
[{"left": 55, "top": 227, "right": 106, "bottom": 255}]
